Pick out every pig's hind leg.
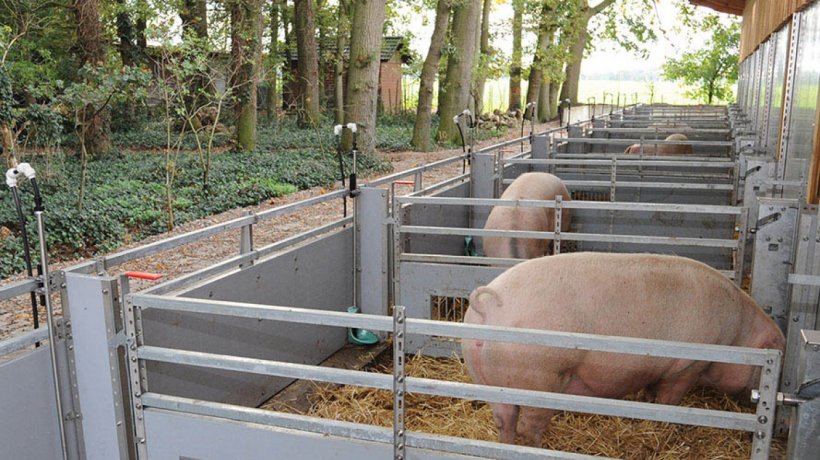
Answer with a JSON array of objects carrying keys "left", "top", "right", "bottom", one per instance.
[
  {"left": 517, "top": 406, "right": 556, "bottom": 446},
  {"left": 491, "top": 403, "right": 520, "bottom": 444},
  {"left": 652, "top": 368, "right": 702, "bottom": 405}
]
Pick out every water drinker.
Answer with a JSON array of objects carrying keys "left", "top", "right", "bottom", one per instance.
[
  {"left": 347, "top": 306, "right": 379, "bottom": 345},
  {"left": 464, "top": 236, "right": 477, "bottom": 256}
]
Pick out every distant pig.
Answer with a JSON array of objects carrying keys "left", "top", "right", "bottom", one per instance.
[
  {"left": 462, "top": 253, "right": 784, "bottom": 446},
  {"left": 483, "top": 173, "right": 571, "bottom": 259},
  {"left": 624, "top": 133, "right": 694, "bottom": 155}
]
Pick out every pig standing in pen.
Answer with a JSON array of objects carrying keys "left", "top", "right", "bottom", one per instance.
[
  {"left": 462, "top": 253, "right": 785, "bottom": 446},
  {"left": 624, "top": 133, "right": 694, "bottom": 155},
  {"left": 483, "top": 173, "right": 571, "bottom": 259}
]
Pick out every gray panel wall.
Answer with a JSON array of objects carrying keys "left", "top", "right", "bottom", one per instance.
[
  {"left": 0, "top": 347, "right": 63, "bottom": 460},
  {"left": 570, "top": 208, "right": 736, "bottom": 269},
  {"left": 404, "top": 182, "right": 471, "bottom": 256},
  {"left": 142, "top": 228, "right": 354, "bottom": 406},
  {"left": 143, "top": 409, "right": 484, "bottom": 460}
]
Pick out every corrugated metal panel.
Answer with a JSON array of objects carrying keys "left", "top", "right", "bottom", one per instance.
[{"left": 740, "top": 0, "right": 817, "bottom": 60}]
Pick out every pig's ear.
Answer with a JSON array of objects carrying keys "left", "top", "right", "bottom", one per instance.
[{"left": 469, "top": 287, "right": 502, "bottom": 317}]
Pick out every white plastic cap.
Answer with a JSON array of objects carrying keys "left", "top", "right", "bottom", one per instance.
[
  {"left": 5, "top": 168, "right": 19, "bottom": 188},
  {"left": 452, "top": 115, "right": 460, "bottom": 124},
  {"left": 16, "top": 163, "right": 35, "bottom": 179},
  {"left": 526, "top": 102, "right": 536, "bottom": 109},
  {"left": 334, "top": 125, "right": 344, "bottom": 136},
  {"left": 462, "top": 109, "right": 472, "bottom": 117},
  {"left": 346, "top": 123, "right": 357, "bottom": 133}
]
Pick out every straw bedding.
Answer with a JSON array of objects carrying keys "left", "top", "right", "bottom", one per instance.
[{"left": 298, "top": 353, "right": 786, "bottom": 459}]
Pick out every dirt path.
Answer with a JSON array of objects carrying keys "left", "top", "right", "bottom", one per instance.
[{"left": 0, "top": 121, "right": 559, "bottom": 341}]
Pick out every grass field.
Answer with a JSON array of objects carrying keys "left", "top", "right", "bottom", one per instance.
[{"left": 400, "top": 77, "right": 735, "bottom": 114}]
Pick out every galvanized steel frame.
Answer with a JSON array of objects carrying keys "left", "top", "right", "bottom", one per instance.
[{"left": 124, "top": 292, "right": 780, "bottom": 459}]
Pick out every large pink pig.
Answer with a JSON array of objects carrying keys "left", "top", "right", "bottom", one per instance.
[
  {"left": 624, "top": 133, "right": 694, "bottom": 155},
  {"left": 462, "top": 253, "right": 785, "bottom": 446},
  {"left": 483, "top": 173, "right": 571, "bottom": 259}
]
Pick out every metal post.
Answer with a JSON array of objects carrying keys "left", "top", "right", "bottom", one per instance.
[
  {"left": 776, "top": 13, "right": 801, "bottom": 184},
  {"left": 750, "top": 199, "right": 799, "bottom": 331},
  {"left": 35, "top": 211, "right": 68, "bottom": 460},
  {"left": 390, "top": 184, "right": 402, "bottom": 308},
  {"left": 392, "top": 305, "right": 406, "bottom": 460},
  {"left": 239, "top": 211, "right": 255, "bottom": 269},
  {"left": 609, "top": 158, "right": 617, "bottom": 202},
  {"left": 554, "top": 195, "right": 562, "bottom": 255},
  {"left": 786, "top": 330, "right": 820, "bottom": 459},
  {"left": 750, "top": 350, "right": 780, "bottom": 460},
  {"left": 123, "top": 287, "right": 148, "bottom": 459}
]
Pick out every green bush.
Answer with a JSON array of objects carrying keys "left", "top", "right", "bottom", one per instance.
[{"left": 0, "top": 148, "right": 391, "bottom": 280}]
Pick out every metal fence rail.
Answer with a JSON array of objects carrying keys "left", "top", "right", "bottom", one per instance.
[{"left": 127, "top": 293, "right": 780, "bottom": 459}]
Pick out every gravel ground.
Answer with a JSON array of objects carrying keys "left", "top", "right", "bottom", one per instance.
[{"left": 0, "top": 121, "right": 559, "bottom": 341}]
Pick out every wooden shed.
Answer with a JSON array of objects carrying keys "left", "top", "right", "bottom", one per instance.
[
  {"left": 284, "top": 36, "right": 411, "bottom": 114},
  {"left": 689, "top": 0, "right": 816, "bottom": 59}
]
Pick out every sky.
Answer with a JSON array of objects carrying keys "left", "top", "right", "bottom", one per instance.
[{"left": 393, "top": 0, "right": 735, "bottom": 80}]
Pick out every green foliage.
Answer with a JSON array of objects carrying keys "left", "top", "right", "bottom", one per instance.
[
  {"left": 661, "top": 15, "right": 740, "bottom": 104},
  {"left": 0, "top": 148, "right": 392, "bottom": 279},
  {"left": 596, "top": 0, "right": 658, "bottom": 58},
  {"left": 0, "top": 65, "right": 12, "bottom": 124},
  {"left": 60, "top": 64, "right": 151, "bottom": 135}
]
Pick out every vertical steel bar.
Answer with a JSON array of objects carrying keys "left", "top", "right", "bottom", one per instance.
[
  {"left": 777, "top": 13, "right": 802, "bottom": 187},
  {"left": 554, "top": 195, "right": 562, "bottom": 255},
  {"left": 750, "top": 351, "right": 780, "bottom": 459},
  {"left": 122, "top": 287, "right": 148, "bottom": 459},
  {"left": 35, "top": 211, "right": 68, "bottom": 460},
  {"left": 393, "top": 305, "right": 406, "bottom": 460}
]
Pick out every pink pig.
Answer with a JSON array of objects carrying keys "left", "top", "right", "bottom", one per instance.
[
  {"left": 483, "top": 173, "right": 571, "bottom": 259},
  {"left": 624, "top": 133, "right": 694, "bottom": 155},
  {"left": 462, "top": 252, "right": 785, "bottom": 446}
]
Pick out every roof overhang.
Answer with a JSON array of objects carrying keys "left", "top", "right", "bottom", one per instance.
[{"left": 688, "top": 0, "right": 745, "bottom": 15}]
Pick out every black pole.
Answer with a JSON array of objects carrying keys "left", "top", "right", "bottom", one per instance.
[{"left": 10, "top": 186, "right": 40, "bottom": 338}]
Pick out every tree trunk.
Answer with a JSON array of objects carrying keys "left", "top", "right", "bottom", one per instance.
[
  {"left": 537, "top": 80, "right": 550, "bottom": 122},
  {"left": 525, "top": 2, "right": 555, "bottom": 108},
  {"left": 180, "top": 0, "right": 209, "bottom": 39},
  {"left": 560, "top": 0, "right": 615, "bottom": 104},
  {"left": 411, "top": 0, "right": 450, "bottom": 151},
  {"left": 508, "top": 0, "right": 522, "bottom": 111},
  {"left": 436, "top": 0, "right": 482, "bottom": 144},
  {"left": 436, "top": 58, "right": 447, "bottom": 116},
  {"left": 1, "top": 125, "right": 14, "bottom": 168},
  {"left": 73, "top": 0, "right": 110, "bottom": 156},
  {"left": 116, "top": 0, "right": 138, "bottom": 66},
  {"left": 472, "top": 0, "right": 492, "bottom": 116},
  {"left": 334, "top": 0, "right": 348, "bottom": 124},
  {"left": 267, "top": 0, "right": 281, "bottom": 120},
  {"left": 282, "top": 2, "right": 294, "bottom": 109},
  {"left": 136, "top": 16, "right": 147, "bottom": 50},
  {"left": 560, "top": 22, "right": 587, "bottom": 104},
  {"left": 294, "top": 0, "right": 321, "bottom": 126},
  {"left": 230, "top": 0, "right": 263, "bottom": 150},
  {"left": 344, "top": 0, "right": 386, "bottom": 155},
  {"left": 549, "top": 81, "right": 560, "bottom": 119}
]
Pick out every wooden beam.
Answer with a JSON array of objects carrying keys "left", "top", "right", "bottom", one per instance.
[{"left": 688, "top": 0, "right": 745, "bottom": 15}]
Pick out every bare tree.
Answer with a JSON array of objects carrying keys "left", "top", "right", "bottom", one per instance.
[
  {"left": 72, "top": 0, "right": 110, "bottom": 155},
  {"left": 411, "top": 0, "right": 450, "bottom": 151},
  {"left": 473, "top": 0, "right": 492, "bottom": 116},
  {"left": 334, "top": 0, "right": 349, "bottom": 124},
  {"left": 508, "top": 0, "right": 523, "bottom": 111},
  {"left": 525, "top": 1, "right": 557, "bottom": 107},
  {"left": 344, "top": 0, "right": 386, "bottom": 155},
  {"left": 230, "top": 0, "right": 263, "bottom": 150},
  {"left": 267, "top": 0, "right": 282, "bottom": 120},
  {"left": 560, "top": 0, "right": 615, "bottom": 103},
  {"left": 294, "top": 0, "right": 321, "bottom": 126},
  {"left": 436, "top": 0, "right": 481, "bottom": 144}
]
